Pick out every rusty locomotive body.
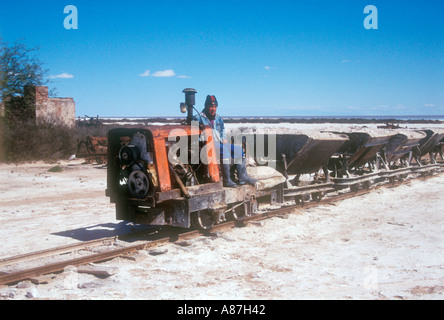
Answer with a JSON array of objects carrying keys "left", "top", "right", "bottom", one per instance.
[
  {"left": 105, "top": 123, "right": 284, "bottom": 230},
  {"left": 105, "top": 89, "right": 444, "bottom": 230}
]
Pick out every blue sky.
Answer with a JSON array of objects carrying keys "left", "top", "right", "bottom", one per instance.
[{"left": 0, "top": 0, "right": 443, "bottom": 117}]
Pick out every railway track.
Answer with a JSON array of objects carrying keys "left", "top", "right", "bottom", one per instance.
[{"left": 0, "top": 171, "right": 441, "bottom": 286}]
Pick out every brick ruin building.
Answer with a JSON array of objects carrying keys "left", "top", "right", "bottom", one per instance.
[{"left": 0, "top": 86, "right": 75, "bottom": 127}]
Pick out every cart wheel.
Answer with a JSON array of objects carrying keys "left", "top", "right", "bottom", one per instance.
[
  {"left": 295, "top": 195, "right": 304, "bottom": 206},
  {"left": 311, "top": 192, "right": 324, "bottom": 202}
]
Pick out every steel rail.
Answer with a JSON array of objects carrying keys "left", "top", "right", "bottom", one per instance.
[
  {"left": 0, "top": 236, "right": 171, "bottom": 286},
  {"left": 0, "top": 237, "right": 116, "bottom": 269}
]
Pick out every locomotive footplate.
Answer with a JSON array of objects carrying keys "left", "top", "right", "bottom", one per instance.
[{"left": 117, "top": 182, "right": 282, "bottom": 229}]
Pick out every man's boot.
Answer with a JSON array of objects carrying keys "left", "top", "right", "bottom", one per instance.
[
  {"left": 236, "top": 158, "right": 258, "bottom": 186},
  {"left": 222, "top": 164, "right": 237, "bottom": 188}
]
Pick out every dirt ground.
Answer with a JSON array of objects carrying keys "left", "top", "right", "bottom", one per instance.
[{"left": 0, "top": 124, "right": 443, "bottom": 300}]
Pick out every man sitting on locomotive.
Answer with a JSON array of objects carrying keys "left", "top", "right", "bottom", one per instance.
[{"left": 193, "top": 95, "right": 257, "bottom": 188}]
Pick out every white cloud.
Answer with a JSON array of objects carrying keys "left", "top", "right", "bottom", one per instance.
[
  {"left": 264, "top": 66, "right": 271, "bottom": 70},
  {"left": 48, "top": 73, "right": 74, "bottom": 79},
  {"left": 139, "top": 70, "right": 150, "bottom": 77},
  {"left": 139, "top": 69, "right": 188, "bottom": 78},
  {"left": 424, "top": 103, "right": 435, "bottom": 107},
  {"left": 151, "top": 69, "right": 176, "bottom": 77}
]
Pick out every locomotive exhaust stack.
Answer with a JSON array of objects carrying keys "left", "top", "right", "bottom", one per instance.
[{"left": 181, "top": 88, "right": 197, "bottom": 125}]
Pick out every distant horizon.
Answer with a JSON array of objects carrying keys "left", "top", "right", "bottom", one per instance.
[{"left": 92, "top": 114, "right": 444, "bottom": 121}]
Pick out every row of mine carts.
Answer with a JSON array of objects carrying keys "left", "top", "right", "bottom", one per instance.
[
  {"left": 106, "top": 126, "right": 443, "bottom": 230},
  {"left": 254, "top": 127, "right": 444, "bottom": 203}
]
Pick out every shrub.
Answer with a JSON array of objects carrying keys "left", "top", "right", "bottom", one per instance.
[
  {"left": 0, "top": 119, "right": 111, "bottom": 163},
  {"left": 48, "top": 165, "right": 63, "bottom": 172}
]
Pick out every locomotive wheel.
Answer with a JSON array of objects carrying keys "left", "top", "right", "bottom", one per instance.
[
  {"left": 363, "top": 180, "right": 371, "bottom": 189},
  {"left": 116, "top": 201, "right": 136, "bottom": 221},
  {"left": 227, "top": 203, "right": 247, "bottom": 222},
  {"left": 128, "top": 170, "right": 150, "bottom": 199},
  {"left": 191, "top": 210, "right": 215, "bottom": 230}
]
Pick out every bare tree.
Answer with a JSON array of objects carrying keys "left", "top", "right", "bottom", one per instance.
[{"left": 0, "top": 41, "right": 52, "bottom": 121}]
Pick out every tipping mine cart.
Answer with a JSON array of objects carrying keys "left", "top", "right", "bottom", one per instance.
[{"left": 77, "top": 136, "right": 108, "bottom": 164}]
